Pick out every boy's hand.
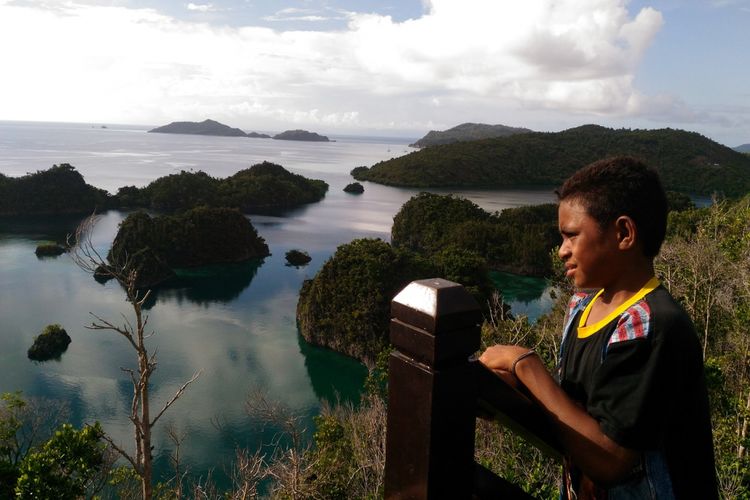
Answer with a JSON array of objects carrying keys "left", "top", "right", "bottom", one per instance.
[
  {"left": 479, "top": 345, "right": 535, "bottom": 390},
  {"left": 479, "top": 344, "right": 532, "bottom": 373}
]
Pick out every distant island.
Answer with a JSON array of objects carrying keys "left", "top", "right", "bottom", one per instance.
[
  {"left": 247, "top": 131, "right": 272, "bottom": 139},
  {"left": 148, "top": 119, "right": 248, "bottom": 137},
  {"left": 354, "top": 125, "right": 750, "bottom": 197},
  {"left": 147, "top": 120, "right": 330, "bottom": 142},
  {"left": 410, "top": 122, "right": 533, "bottom": 148},
  {"left": 273, "top": 129, "right": 329, "bottom": 142},
  {"left": 105, "top": 207, "right": 270, "bottom": 288}
]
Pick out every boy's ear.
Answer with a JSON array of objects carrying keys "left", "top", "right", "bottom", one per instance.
[{"left": 614, "top": 216, "right": 637, "bottom": 250}]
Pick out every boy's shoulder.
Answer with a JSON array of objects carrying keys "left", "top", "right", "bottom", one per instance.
[{"left": 607, "top": 285, "right": 695, "bottom": 349}]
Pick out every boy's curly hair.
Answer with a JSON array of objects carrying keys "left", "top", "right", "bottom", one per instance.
[{"left": 556, "top": 156, "right": 668, "bottom": 257}]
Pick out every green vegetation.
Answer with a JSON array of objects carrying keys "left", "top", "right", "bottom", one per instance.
[
  {"left": 354, "top": 125, "right": 750, "bottom": 196},
  {"left": 34, "top": 242, "right": 66, "bottom": 257},
  {"left": 410, "top": 122, "right": 532, "bottom": 148},
  {"left": 392, "top": 193, "right": 559, "bottom": 276},
  {"left": 108, "top": 207, "right": 270, "bottom": 288},
  {"left": 27, "top": 324, "right": 71, "bottom": 361},
  {"left": 1, "top": 392, "right": 107, "bottom": 498},
  {"left": 285, "top": 249, "right": 312, "bottom": 266},
  {"left": 296, "top": 235, "right": 496, "bottom": 363},
  {"left": 115, "top": 161, "right": 328, "bottom": 213},
  {"left": 0, "top": 164, "right": 111, "bottom": 215},
  {"left": 15, "top": 423, "right": 106, "bottom": 498},
  {"left": 343, "top": 181, "right": 364, "bottom": 194},
  {"left": 296, "top": 239, "right": 434, "bottom": 362}
]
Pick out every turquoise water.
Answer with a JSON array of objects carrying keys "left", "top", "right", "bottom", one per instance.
[
  {"left": 490, "top": 271, "right": 554, "bottom": 322},
  {"left": 0, "top": 121, "right": 556, "bottom": 487}
]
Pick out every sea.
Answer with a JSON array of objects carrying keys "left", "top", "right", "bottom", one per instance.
[{"left": 0, "top": 120, "right": 556, "bottom": 488}]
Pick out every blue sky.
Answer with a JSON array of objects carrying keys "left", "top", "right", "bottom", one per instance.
[{"left": 0, "top": 0, "right": 747, "bottom": 146}]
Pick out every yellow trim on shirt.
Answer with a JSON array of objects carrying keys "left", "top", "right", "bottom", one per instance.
[{"left": 577, "top": 276, "right": 661, "bottom": 339}]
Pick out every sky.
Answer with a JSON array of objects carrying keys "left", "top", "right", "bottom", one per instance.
[{"left": 0, "top": 0, "right": 748, "bottom": 146}]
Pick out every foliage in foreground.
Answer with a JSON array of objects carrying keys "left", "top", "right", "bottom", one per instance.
[{"left": 0, "top": 392, "right": 108, "bottom": 498}]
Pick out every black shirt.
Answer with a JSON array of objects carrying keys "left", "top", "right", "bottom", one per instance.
[{"left": 559, "top": 282, "right": 718, "bottom": 499}]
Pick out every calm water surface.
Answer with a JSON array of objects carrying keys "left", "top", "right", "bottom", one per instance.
[{"left": 0, "top": 121, "right": 555, "bottom": 486}]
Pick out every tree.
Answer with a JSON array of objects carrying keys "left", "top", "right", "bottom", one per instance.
[
  {"left": 15, "top": 423, "right": 107, "bottom": 498},
  {"left": 0, "top": 392, "right": 74, "bottom": 497},
  {"left": 655, "top": 196, "right": 750, "bottom": 497},
  {"left": 69, "top": 215, "right": 200, "bottom": 500}
]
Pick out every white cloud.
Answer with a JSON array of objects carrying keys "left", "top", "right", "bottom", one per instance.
[
  {"left": 262, "top": 7, "right": 343, "bottom": 22},
  {"left": 0, "top": 0, "right": 673, "bottom": 132},
  {"left": 187, "top": 3, "right": 216, "bottom": 13}
]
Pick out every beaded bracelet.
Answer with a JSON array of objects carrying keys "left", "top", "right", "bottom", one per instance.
[{"left": 511, "top": 349, "right": 537, "bottom": 377}]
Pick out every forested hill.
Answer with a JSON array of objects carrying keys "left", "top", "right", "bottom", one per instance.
[
  {"left": 410, "top": 122, "right": 533, "bottom": 148},
  {"left": 354, "top": 125, "right": 750, "bottom": 197}
]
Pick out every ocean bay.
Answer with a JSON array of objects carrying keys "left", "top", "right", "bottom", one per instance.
[{"left": 0, "top": 121, "right": 555, "bottom": 486}]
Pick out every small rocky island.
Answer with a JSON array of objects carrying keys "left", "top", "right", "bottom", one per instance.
[
  {"left": 343, "top": 182, "right": 364, "bottom": 194},
  {"left": 35, "top": 243, "right": 67, "bottom": 257},
  {"left": 105, "top": 207, "right": 271, "bottom": 288},
  {"left": 28, "top": 324, "right": 71, "bottom": 361},
  {"left": 285, "top": 249, "right": 312, "bottom": 266},
  {"left": 148, "top": 119, "right": 248, "bottom": 137},
  {"left": 273, "top": 130, "right": 329, "bottom": 142}
]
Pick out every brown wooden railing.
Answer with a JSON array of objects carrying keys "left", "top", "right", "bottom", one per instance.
[{"left": 384, "top": 278, "right": 563, "bottom": 499}]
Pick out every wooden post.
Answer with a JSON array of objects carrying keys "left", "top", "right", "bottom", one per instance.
[{"left": 384, "top": 278, "right": 482, "bottom": 499}]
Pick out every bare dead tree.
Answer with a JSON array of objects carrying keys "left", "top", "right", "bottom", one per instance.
[{"left": 68, "top": 214, "right": 200, "bottom": 500}]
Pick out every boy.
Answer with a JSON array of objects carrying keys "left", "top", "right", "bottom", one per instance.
[{"left": 479, "top": 157, "right": 717, "bottom": 499}]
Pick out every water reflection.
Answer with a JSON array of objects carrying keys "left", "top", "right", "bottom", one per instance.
[
  {"left": 145, "top": 259, "right": 267, "bottom": 308},
  {"left": 297, "top": 334, "right": 367, "bottom": 406},
  {"left": 0, "top": 213, "right": 86, "bottom": 242}
]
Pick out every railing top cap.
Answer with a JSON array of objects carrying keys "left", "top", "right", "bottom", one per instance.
[{"left": 392, "top": 278, "right": 480, "bottom": 320}]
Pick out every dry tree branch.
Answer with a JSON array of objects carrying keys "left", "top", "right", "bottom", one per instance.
[
  {"left": 151, "top": 370, "right": 202, "bottom": 427},
  {"left": 101, "top": 434, "right": 139, "bottom": 472}
]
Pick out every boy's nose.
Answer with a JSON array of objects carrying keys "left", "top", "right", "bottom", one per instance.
[{"left": 558, "top": 241, "right": 571, "bottom": 260}]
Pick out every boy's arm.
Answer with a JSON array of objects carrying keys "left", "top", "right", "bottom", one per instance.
[{"left": 479, "top": 345, "right": 639, "bottom": 486}]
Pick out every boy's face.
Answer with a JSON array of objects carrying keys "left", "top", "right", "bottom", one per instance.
[{"left": 557, "top": 199, "right": 621, "bottom": 290}]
